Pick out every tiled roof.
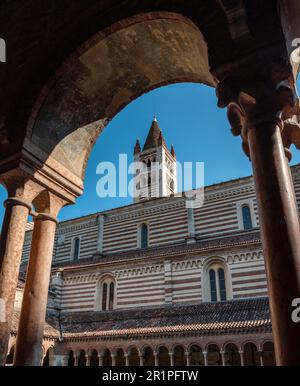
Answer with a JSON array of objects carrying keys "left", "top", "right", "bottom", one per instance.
[
  {"left": 11, "top": 311, "right": 60, "bottom": 339},
  {"left": 54, "top": 230, "right": 261, "bottom": 269},
  {"left": 60, "top": 297, "right": 271, "bottom": 339}
]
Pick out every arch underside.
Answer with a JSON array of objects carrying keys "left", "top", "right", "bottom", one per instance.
[{"left": 29, "top": 15, "right": 214, "bottom": 180}]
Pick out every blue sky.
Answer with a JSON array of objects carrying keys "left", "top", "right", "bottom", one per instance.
[{"left": 1, "top": 81, "right": 300, "bottom": 224}]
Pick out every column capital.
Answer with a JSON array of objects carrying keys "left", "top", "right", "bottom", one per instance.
[{"left": 215, "top": 57, "right": 300, "bottom": 159}]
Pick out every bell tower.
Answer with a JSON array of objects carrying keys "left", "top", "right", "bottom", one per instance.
[{"left": 133, "top": 116, "right": 177, "bottom": 202}]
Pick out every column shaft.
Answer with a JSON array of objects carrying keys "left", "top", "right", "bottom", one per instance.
[
  {"left": 14, "top": 214, "right": 57, "bottom": 365},
  {"left": 0, "top": 198, "right": 31, "bottom": 365},
  {"left": 239, "top": 351, "right": 244, "bottom": 367},
  {"left": 248, "top": 121, "right": 300, "bottom": 365}
]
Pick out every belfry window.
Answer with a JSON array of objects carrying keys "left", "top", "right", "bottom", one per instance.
[
  {"left": 100, "top": 277, "right": 115, "bottom": 311},
  {"left": 72, "top": 237, "right": 80, "bottom": 260},
  {"left": 242, "top": 205, "right": 253, "bottom": 230},
  {"left": 140, "top": 223, "right": 148, "bottom": 249}
]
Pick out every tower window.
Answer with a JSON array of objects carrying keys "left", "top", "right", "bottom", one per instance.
[
  {"left": 72, "top": 237, "right": 80, "bottom": 261},
  {"left": 140, "top": 223, "right": 148, "bottom": 249},
  {"left": 242, "top": 205, "right": 253, "bottom": 230}
]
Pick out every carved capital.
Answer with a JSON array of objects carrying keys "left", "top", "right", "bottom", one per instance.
[{"left": 216, "top": 58, "right": 298, "bottom": 158}]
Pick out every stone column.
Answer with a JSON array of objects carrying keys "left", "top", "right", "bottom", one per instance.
[
  {"left": 216, "top": 67, "right": 300, "bottom": 365},
  {"left": 185, "top": 351, "right": 190, "bottom": 366},
  {"left": 258, "top": 350, "right": 264, "bottom": 367},
  {"left": 139, "top": 353, "right": 143, "bottom": 366},
  {"left": 220, "top": 350, "right": 226, "bottom": 366},
  {"left": 203, "top": 351, "right": 208, "bottom": 367},
  {"left": 74, "top": 355, "right": 79, "bottom": 367},
  {"left": 14, "top": 197, "right": 62, "bottom": 366},
  {"left": 124, "top": 353, "right": 129, "bottom": 367},
  {"left": 168, "top": 352, "right": 174, "bottom": 367},
  {"left": 86, "top": 354, "right": 90, "bottom": 367},
  {"left": 153, "top": 351, "right": 158, "bottom": 366},
  {"left": 238, "top": 350, "right": 245, "bottom": 367},
  {"left": 0, "top": 197, "right": 32, "bottom": 365},
  {"left": 247, "top": 119, "right": 300, "bottom": 365},
  {"left": 98, "top": 354, "right": 103, "bottom": 366},
  {"left": 111, "top": 353, "right": 116, "bottom": 367}
]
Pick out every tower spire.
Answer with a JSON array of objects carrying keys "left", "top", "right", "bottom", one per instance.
[{"left": 142, "top": 115, "right": 165, "bottom": 151}]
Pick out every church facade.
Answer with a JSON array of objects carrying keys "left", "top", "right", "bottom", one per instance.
[{"left": 8, "top": 118, "right": 300, "bottom": 366}]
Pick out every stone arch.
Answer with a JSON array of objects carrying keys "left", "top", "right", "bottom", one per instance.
[
  {"left": 223, "top": 343, "right": 241, "bottom": 366},
  {"left": 188, "top": 344, "right": 204, "bottom": 366},
  {"left": 127, "top": 346, "right": 140, "bottom": 366},
  {"left": 202, "top": 256, "right": 232, "bottom": 302},
  {"left": 78, "top": 349, "right": 87, "bottom": 367},
  {"left": 67, "top": 350, "right": 75, "bottom": 367},
  {"left": 262, "top": 341, "right": 276, "bottom": 366},
  {"left": 143, "top": 346, "right": 155, "bottom": 366},
  {"left": 25, "top": 12, "right": 214, "bottom": 186},
  {"left": 173, "top": 345, "right": 185, "bottom": 366},
  {"left": 206, "top": 343, "right": 222, "bottom": 366},
  {"left": 157, "top": 346, "right": 170, "bottom": 366},
  {"left": 115, "top": 348, "right": 126, "bottom": 366},
  {"left": 102, "top": 348, "right": 112, "bottom": 366},
  {"left": 90, "top": 349, "right": 99, "bottom": 366},
  {"left": 243, "top": 342, "right": 260, "bottom": 366}
]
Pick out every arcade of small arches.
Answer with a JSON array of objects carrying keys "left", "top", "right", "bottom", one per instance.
[{"left": 13, "top": 340, "right": 275, "bottom": 367}]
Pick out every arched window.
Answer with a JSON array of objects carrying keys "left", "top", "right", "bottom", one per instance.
[
  {"left": 242, "top": 205, "right": 253, "bottom": 230},
  {"left": 209, "top": 267, "right": 227, "bottom": 302},
  {"left": 72, "top": 237, "right": 80, "bottom": 260},
  {"left": 209, "top": 269, "right": 217, "bottom": 302},
  {"left": 204, "top": 261, "right": 231, "bottom": 303},
  {"left": 98, "top": 277, "right": 116, "bottom": 311},
  {"left": 140, "top": 223, "right": 148, "bottom": 249}
]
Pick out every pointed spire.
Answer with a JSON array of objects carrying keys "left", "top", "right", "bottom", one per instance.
[
  {"left": 170, "top": 144, "right": 176, "bottom": 158},
  {"left": 143, "top": 115, "right": 166, "bottom": 151},
  {"left": 134, "top": 139, "right": 141, "bottom": 155}
]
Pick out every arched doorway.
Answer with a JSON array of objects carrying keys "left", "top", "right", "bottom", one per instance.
[
  {"left": 157, "top": 346, "right": 170, "bottom": 366},
  {"left": 224, "top": 344, "right": 241, "bottom": 366},
  {"left": 90, "top": 349, "right": 99, "bottom": 366},
  {"left": 262, "top": 342, "right": 276, "bottom": 366},
  {"left": 6, "top": 346, "right": 14, "bottom": 365},
  {"left": 189, "top": 345, "right": 204, "bottom": 366},
  {"left": 102, "top": 349, "right": 112, "bottom": 366},
  {"left": 244, "top": 343, "right": 260, "bottom": 366},
  {"left": 207, "top": 344, "right": 222, "bottom": 366},
  {"left": 174, "top": 346, "right": 185, "bottom": 366},
  {"left": 67, "top": 350, "right": 75, "bottom": 366},
  {"left": 115, "top": 348, "right": 126, "bottom": 366},
  {"left": 128, "top": 348, "right": 139, "bottom": 366},
  {"left": 78, "top": 350, "right": 86, "bottom": 367},
  {"left": 143, "top": 347, "right": 155, "bottom": 366}
]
